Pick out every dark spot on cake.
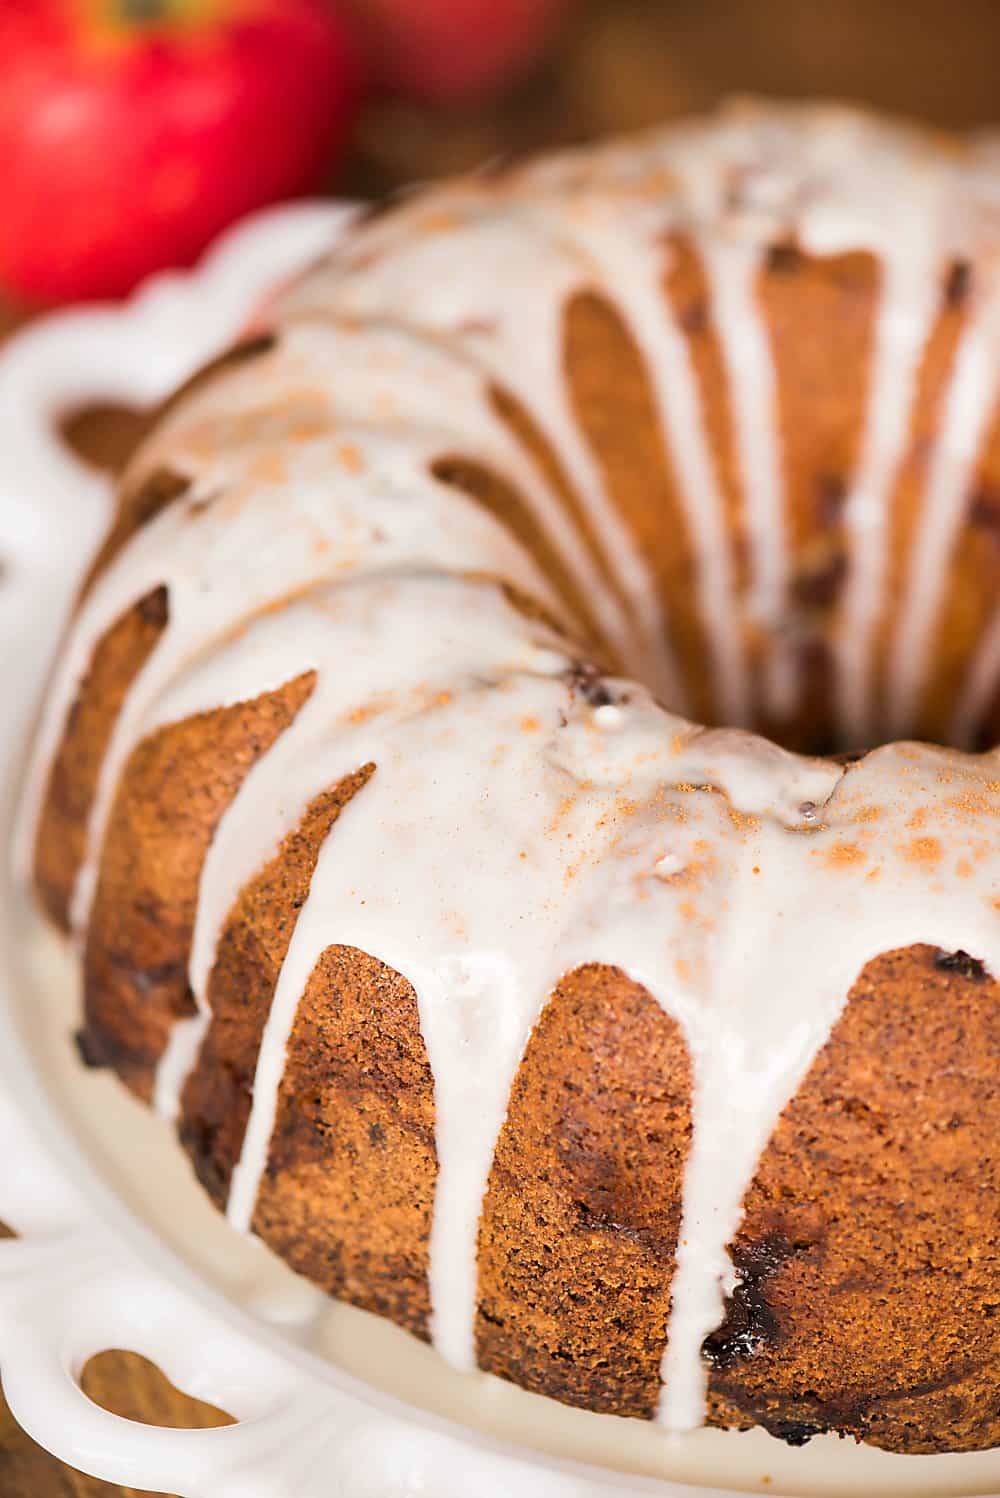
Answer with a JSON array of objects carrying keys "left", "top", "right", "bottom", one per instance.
[
  {"left": 368, "top": 1121, "right": 386, "bottom": 1148},
  {"left": 179, "top": 1113, "right": 230, "bottom": 1207},
  {"left": 766, "top": 1418, "right": 825, "bottom": 1448},
  {"left": 137, "top": 584, "right": 169, "bottom": 628},
  {"left": 566, "top": 661, "right": 615, "bottom": 708},
  {"left": 944, "top": 259, "right": 973, "bottom": 309},
  {"left": 73, "top": 1028, "right": 107, "bottom": 1069},
  {"left": 968, "top": 487, "right": 1000, "bottom": 549},
  {"left": 766, "top": 242, "right": 802, "bottom": 275},
  {"left": 108, "top": 944, "right": 186, "bottom": 999},
  {"left": 678, "top": 300, "right": 708, "bottom": 336},
  {"left": 574, "top": 1196, "right": 627, "bottom": 1234},
  {"left": 815, "top": 472, "right": 848, "bottom": 527},
  {"left": 791, "top": 552, "right": 848, "bottom": 612},
  {"left": 702, "top": 1235, "right": 799, "bottom": 1369},
  {"left": 934, "top": 949, "right": 987, "bottom": 981}
]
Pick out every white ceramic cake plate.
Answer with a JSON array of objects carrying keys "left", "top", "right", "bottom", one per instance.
[{"left": 0, "top": 203, "right": 996, "bottom": 1498}]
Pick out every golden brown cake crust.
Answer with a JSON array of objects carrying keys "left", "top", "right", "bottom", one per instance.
[
  {"left": 179, "top": 772, "right": 372, "bottom": 1206},
  {"left": 83, "top": 469, "right": 190, "bottom": 596},
  {"left": 476, "top": 963, "right": 692, "bottom": 1418},
  {"left": 253, "top": 945, "right": 437, "bottom": 1340},
  {"left": 489, "top": 383, "right": 632, "bottom": 664},
  {"left": 180, "top": 773, "right": 437, "bottom": 1339},
  {"left": 431, "top": 454, "right": 602, "bottom": 648},
  {"left": 82, "top": 674, "right": 315, "bottom": 1100},
  {"left": 34, "top": 586, "right": 168, "bottom": 930},
  {"left": 565, "top": 288, "right": 716, "bottom": 724},
  {"left": 705, "top": 943, "right": 1000, "bottom": 1453},
  {"left": 756, "top": 246, "right": 880, "bottom": 753}
]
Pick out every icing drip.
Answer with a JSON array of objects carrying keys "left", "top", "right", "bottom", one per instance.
[
  {"left": 886, "top": 292, "right": 1000, "bottom": 739},
  {"left": 153, "top": 1013, "right": 208, "bottom": 1122},
  {"left": 698, "top": 239, "right": 790, "bottom": 722},
  {"left": 558, "top": 206, "right": 751, "bottom": 726},
  {"left": 19, "top": 323, "right": 577, "bottom": 931},
  {"left": 279, "top": 203, "right": 683, "bottom": 705},
  {"left": 835, "top": 250, "right": 946, "bottom": 747},
  {"left": 651, "top": 741, "right": 1000, "bottom": 1427},
  {"left": 21, "top": 102, "right": 1000, "bottom": 1440}
]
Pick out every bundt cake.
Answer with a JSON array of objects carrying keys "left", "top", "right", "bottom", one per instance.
[{"left": 19, "top": 101, "right": 1000, "bottom": 1457}]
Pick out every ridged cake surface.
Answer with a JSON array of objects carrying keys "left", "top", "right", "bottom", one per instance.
[{"left": 21, "top": 102, "right": 1000, "bottom": 1455}]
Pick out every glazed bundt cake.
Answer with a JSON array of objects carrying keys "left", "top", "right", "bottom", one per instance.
[{"left": 20, "top": 102, "right": 1000, "bottom": 1456}]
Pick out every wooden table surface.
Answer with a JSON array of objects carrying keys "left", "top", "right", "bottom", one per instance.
[{"left": 4, "top": 0, "right": 1000, "bottom": 1491}]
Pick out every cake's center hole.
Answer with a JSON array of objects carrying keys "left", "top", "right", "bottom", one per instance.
[
  {"left": 553, "top": 254, "right": 1000, "bottom": 758},
  {"left": 660, "top": 611, "right": 994, "bottom": 761}
]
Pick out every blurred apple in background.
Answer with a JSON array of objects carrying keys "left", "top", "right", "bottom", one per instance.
[
  {"left": 355, "top": 0, "right": 574, "bottom": 104},
  {"left": 0, "top": 0, "right": 579, "bottom": 309},
  {"left": 0, "top": 0, "right": 367, "bottom": 306}
]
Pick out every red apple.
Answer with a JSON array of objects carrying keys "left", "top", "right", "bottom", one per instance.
[
  {"left": 357, "top": 0, "right": 575, "bottom": 105},
  {"left": 0, "top": 0, "right": 367, "bottom": 305}
]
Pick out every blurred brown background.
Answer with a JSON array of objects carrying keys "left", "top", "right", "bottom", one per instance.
[
  {"left": 345, "top": 0, "right": 1000, "bottom": 197},
  {"left": 4, "top": 0, "right": 1000, "bottom": 335},
  {"left": 3, "top": 0, "right": 1000, "bottom": 1492}
]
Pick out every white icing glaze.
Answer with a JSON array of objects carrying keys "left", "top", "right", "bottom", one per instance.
[
  {"left": 19, "top": 103, "right": 1000, "bottom": 1446},
  {"left": 153, "top": 1013, "right": 208, "bottom": 1122},
  {"left": 279, "top": 196, "right": 673, "bottom": 695},
  {"left": 190, "top": 569, "right": 1000, "bottom": 1427},
  {"left": 697, "top": 237, "right": 789, "bottom": 720},
  {"left": 554, "top": 202, "right": 752, "bottom": 726},
  {"left": 886, "top": 290, "right": 1000, "bottom": 738},
  {"left": 834, "top": 250, "right": 945, "bottom": 747},
  {"left": 20, "top": 323, "right": 576, "bottom": 931}
]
